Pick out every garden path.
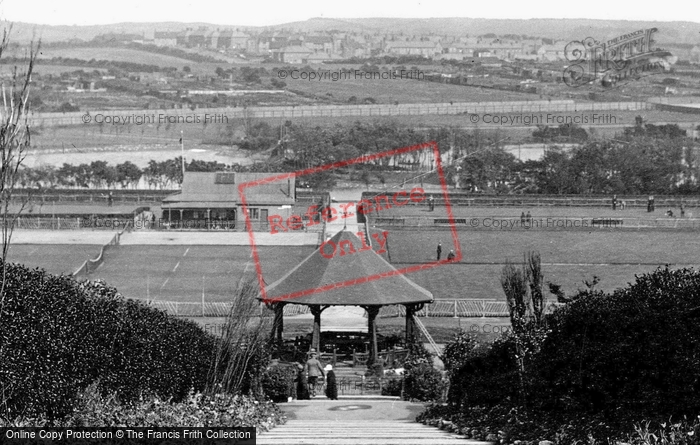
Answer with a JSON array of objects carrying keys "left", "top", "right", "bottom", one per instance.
[{"left": 258, "top": 399, "right": 493, "bottom": 445}]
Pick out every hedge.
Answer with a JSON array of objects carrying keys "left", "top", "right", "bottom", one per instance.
[{"left": 0, "top": 261, "right": 217, "bottom": 419}]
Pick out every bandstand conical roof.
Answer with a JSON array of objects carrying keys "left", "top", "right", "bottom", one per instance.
[{"left": 261, "top": 229, "right": 433, "bottom": 306}]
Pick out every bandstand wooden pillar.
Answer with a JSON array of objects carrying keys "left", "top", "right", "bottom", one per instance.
[
  {"left": 365, "top": 306, "right": 380, "bottom": 366},
  {"left": 309, "top": 305, "right": 329, "bottom": 352},
  {"left": 269, "top": 302, "right": 285, "bottom": 346},
  {"left": 405, "top": 303, "right": 424, "bottom": 345}
]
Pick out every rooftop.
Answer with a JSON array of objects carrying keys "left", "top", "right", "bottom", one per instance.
[{"left": 262, "top": 229, "right": 433, "bottom": 307}]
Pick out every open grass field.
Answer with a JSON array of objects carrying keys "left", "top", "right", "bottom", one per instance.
[
  {"left": 33, "top": 65, "right": 110, "bottom": 76},
  {"left": 370, "top": 202, "right": 699, "bottom": 221},
  {"left": 33, "top": 117, "right": 242, "bottom": 149},
  {"left": 271, "top": 109, "right": 700, "bottom": 133},
  {"left": 380, "top": 225, "right": 699, "bottom": 299},
  {"left": 284, "top": 76, "right": 536, "bottom": 104},
  {"left": 28, "top": 107, "right": 698, "bottom": 158},
  {"left": 89, "top": 245, "right": 315, "bottom": 302},
  {"left": 6, "top": 244, "right": 102, "bottom": 275},
  {"left": 27, "top": 47, "right": 222, "bottom": 73}
]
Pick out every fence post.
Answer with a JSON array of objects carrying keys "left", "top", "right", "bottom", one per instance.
[
  {"left": 424, "top": 304, "right": 429, "bottom": 317},
  {"left": 481, "top": 300, "right": 486, "bottom": 318},
  {"left": 453, "top": 300, "right": 458, "bottom": 318}
]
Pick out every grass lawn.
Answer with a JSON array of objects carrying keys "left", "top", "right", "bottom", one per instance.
[
  {"left": 381, "top": 226, "right": 699, "bottom": 298},
  {"left": 28, "top": 47, "right": 222, "bottom": 73},
  {"left": 6, "top": 244, "right": 103, "bottom": 275},
  {"left": 91, "top": 245, "right": 316, "bottom": 302},
  {"left": 284, "top": 76, "right": 536, "bottom": 104}
]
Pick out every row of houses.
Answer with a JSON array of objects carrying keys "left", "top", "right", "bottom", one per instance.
[
  {"left": 144, "top": 28, "right": 571, "bottom": 62},
  {"left": 136, "top": 28, "right": 700, "bottom": 64}
]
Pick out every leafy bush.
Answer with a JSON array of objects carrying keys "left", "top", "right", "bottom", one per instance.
[
  {"left": 441, "top": 330, "right": 478, "bottom": 372},
  {"left": 402, "top": 344, "right": 445, "bottom": 402},
  {"left": 449, "top": 335, "right": 519, "bottom": 407},
  {"left": 381, "top": 378, "right": 403, "bottom": 397},
  {"left": 0, "top": 263, "right": 216, "bottom": 419},
  {"left": 1, "top": 383, "right": 286, "bottom": 434},
  {"left": 423, "top": 267, "right": 700, "bottom": 444},
  {"left": 530, "top": 267, "right": 700, "bottom": 416},
  {"left": 262, "top": 364, "right": 297, "bottom": 403}
]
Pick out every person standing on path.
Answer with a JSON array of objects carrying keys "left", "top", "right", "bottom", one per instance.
[
  {"left": 324, "top": 364, "right": 338, "bottom": 400},
  {"left": 436, "top": 242, "right": 442, "bottom": 261},
  {"left": 295, "top": 363, "right": 310, "bottom": 400},
  {"left": 305, "top": 352, "right": 325, "bottom": 397}
]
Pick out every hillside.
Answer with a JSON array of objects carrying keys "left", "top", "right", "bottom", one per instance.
[
  {"left": 279, "top": 17, "right": 700, "bottom": 44},
  {"left": 2, "top": 18, "right": 698, "bottom": 44}
]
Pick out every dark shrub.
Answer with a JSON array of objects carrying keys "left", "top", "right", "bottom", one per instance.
[
  {"left": 262, "top": 364, "right": 297, "bottom": 403},
  {"left": 0, "top": 262, "right": 216, "bottom": 419},
  {"left": 450, "top": 335, "right": 519, "bottom": 407},
  {"left": 381, "top": 378, "right": 403, "bottom": 397},
  {"left": 441, "top": 330, "right": 478, "bottom": 372},
  {"left": 402, "top": 344, "right": 445, "bottom": 402},
  {"left": 531, "top": 267, "right": 700, "bottom": 416}
]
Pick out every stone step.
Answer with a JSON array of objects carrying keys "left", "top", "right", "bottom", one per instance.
[{"left": 258, "top": 420, "right": 495, "bottom": 445}]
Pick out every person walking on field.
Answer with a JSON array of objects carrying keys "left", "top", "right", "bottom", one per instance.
[
  {"left": 437, "top": 242, "right": 442, "bottom": 261},
  {"left": 305, "top": 351, "right": 325, "bottom": 397}
]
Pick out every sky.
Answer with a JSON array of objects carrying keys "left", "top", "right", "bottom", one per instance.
[{"left": 1, "top": 0, "right": 698, "bottom": 26}]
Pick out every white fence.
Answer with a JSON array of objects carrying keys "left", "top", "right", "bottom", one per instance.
[
  {"left": 144, "top": 299, "right": 564, "bottom": 318},
  {"left": 28, "top": 100, "right": 654, "bottom": 127}
]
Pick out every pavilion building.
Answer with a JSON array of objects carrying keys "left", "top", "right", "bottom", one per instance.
[{"left": 161, "top": 171, "right": 297, "bottom": 229}]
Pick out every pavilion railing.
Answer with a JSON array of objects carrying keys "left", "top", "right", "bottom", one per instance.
[{"left": 143, "top": 299, "right": 563, "bottom": 318}]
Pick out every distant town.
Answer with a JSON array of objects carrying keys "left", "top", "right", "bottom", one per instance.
[{"left": 1, "top": 20, "right": 696, "bottom": 114}]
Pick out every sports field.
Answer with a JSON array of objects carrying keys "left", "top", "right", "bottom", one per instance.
[
  {"left": 90, "top": 244, "right": 315, "bottom": 302},
  {"left": 3, "top": 199, "right": 698, "bottom": 306},
  {"left": 376, "top": 202, "right": 700, "bottom": 299},
  {"left": 5, "top": 244, "right": 102, "bottom": 275}
]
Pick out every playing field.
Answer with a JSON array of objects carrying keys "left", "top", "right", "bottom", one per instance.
[
  {"left": 90, "top": 244, "right": 316, "bottom": 302},
  {"left": 5, "top": 244, "right": 102, "bottom": 275},
  {"left": 4, "top": 200, "right": 698, "bottom": 305},
  {"left": 382, "top": 228, "right": 699, "bottom": 299}
]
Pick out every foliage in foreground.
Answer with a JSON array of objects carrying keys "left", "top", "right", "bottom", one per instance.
[
  {"left": 402, "top": 343, "right": 445, "bottom": 402},
  {"left": 423, "top": 267, "right": 700, "bottom": 444},
  {"left": 0, "top": 262, "right": 217, "bottom": 419},
  {"left": 0, "top": 383, "right": 286, "bottom": 434}
]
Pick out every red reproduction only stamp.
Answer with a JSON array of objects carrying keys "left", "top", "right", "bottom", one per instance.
[{"left": 238, "top": 141, "right": 461, "bottom": 303}]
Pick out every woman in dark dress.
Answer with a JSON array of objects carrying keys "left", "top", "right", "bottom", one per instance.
[
  {"left": 296, "top": 363, "right": 310, "bottom": 400},
  {"left": 324, "top": 364, "right": 338, "bottom": 400}
]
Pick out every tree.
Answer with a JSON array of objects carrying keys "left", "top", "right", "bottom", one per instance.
[
  {"left": 116, "top": 161, "right": 142, "bottom": 189},
  {"left": 0, "top": 26, "right": 38, "bottom": 412},
  {"left": 500, "top": 251, "right": 549, "bottom": 403},
  {"left": 89, "top": 160, "right": 117, "bottom": 188},
  {"left": 460, "top": 146, "right": 518, "bottom": 192},
  {"left": 56, "top": 163, "right": 77, "bottom": 187}
]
